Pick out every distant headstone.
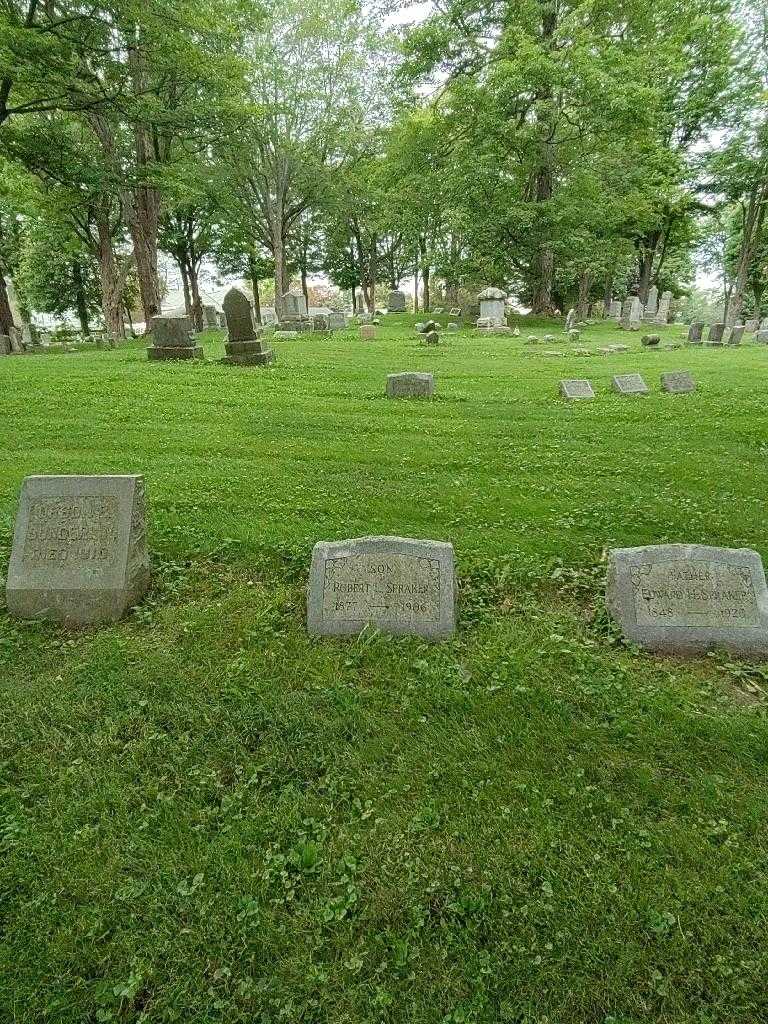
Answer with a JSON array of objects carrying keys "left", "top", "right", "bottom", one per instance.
[
  {"left": 6, "top": 474, "right": 150, "bottom": 625},
  {"left": 560, "top": 379, "right": 595, "bottom": 400},
  {"left": 661, "top": 371, "right": 695, "bottom": 394},
  {"left": 606, "top": 544, "right": 768, "bottom": 656},
  {"left": 477, "top": 287, "right": 507, "bottom": 327},
  {"left": 273, "top": 331, "right": 299, "bottom": 340},
  {"left": 221, "top": 289, "right": 274, "bottom": 365},
  {"left": 619, "top": 297, "right": 633, "bottom": 330},
  {"left": 202, "top": 304, "right": 218, "bottom": 328},
  {"left": 361, "top": 325, "right": 376, "bottom": 341},
  {"left": 629, "top": 296, "right": 643, "bottom": 330},
  {"left": 728, "top": 325, "right": 745, "bottom": 346},
  {"left": 313, "top": 314, "right": 331, "bottom": 332},
  {"left": 687, "top": 322, "right": 704, "bottom": 344},
  {"left": 282, "top": 290, "right": 307, "bottom": 317},
  {"left": 0, "top": 334, "right": 10, "bottom": 356},
  {"left": 307, "top": 536, "right": 456, "bottom": 639},
  {"left": 423, "top": 330, "right": 440, "bottom": 346},
  {"left": 612, "top": 373, "right": 649, "bottom": 395},
  {"left": 449, "top": 307, "right": 461, "bottom": 317},
  {"left": 564, "top": 308, "right": 577, "bottom": 333},
  {"left": 745, "top": 319, "right": 758, "bottom": 332},
  {"left": 655, "top": 291, "right": 672, "bottom": 324},
  {"left": 707, "top": 323, "right": 726, "bottom": 345},
  {"left": 756, "top": 330, "right": 768, "bottom": 345},
  {"left": 759, "top": 317, "right": 768, "bottom": 331},
  {"left": 609, "top": 300, "right": 622, "bottom": 319},
  {"left": 644, "top": 286, "right": 659, "bottom": 318},
  {"left": 386, "top": 372, "right": 434, "bottom": 398},
  {"left": 147, "top": 316, "right": 202, "bottom": 360},
  {"left": 387, "top": 290, "right": 407, "bottom": 313},
  {"left": 328, "top": 312, "right": 347, "bottom": 330}
]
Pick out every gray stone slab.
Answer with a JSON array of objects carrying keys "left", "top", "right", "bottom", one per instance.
[
  {"left": 707, "top": 323, "right": 725, "bottom": 345},
  {"left": 756, "top": 330, "right": 768, "bottom": 345},
  {"left": 223, "top": 288, "right": 257, "bottom": 342},
  {"left": 6, "top": 474, "right": 150, "bottom": 625},
  {"left": 606, "top": 544, "right": 768, "bottom": 656},
  {"left": 612, "top": 373, "right": 649, "bottom": 395},
  {"left": 386, "top": 372, "right": 434, "bottom": 398},
  {"left": 150, "top": 315, "right": 195, "bottom": 347},
  {"left": 687, "top": 322, "right": 704, "bottom": 344},
  {"left": 387, "top": 289, "right": 407, "bottom": 312},
  {"left": 307, "top": 535, "right": 456, "bottom": 639},
  {"left": 661, "top": 371, "right": 695, "bottom": 394},
  {"left": 560, "top": 379, "right": 595, "bottom": 400},
  {"left": 728, "top": 325, "right": 745, "bottom": 345}
]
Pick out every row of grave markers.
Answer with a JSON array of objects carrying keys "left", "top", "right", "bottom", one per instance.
[
  {"left": 561, "top": 372, "right": 695, "bottom": 399},
  {"left": 6, "top": 474, "right": 768, "bottom": 657}
]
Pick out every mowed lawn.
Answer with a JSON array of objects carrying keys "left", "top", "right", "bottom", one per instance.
[{"left": 2, "top": 316, "right": 768, "bottom": 1023}]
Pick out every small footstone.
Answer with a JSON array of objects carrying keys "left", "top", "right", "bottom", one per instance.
[
  {"left": 560, "top": 379, "right": 595, "bottom": 400},
  {"left": 641, "top": 335, "right": 660, "bottom": 347},
  {"left": 386, "top": 372, "right": 434, "bottom": 398},
  {"left": 6, "top": 474, "right": 150, "bottom": 625},
  {"left": 361, "top": 325, "right": 376, "bottom": 341},
  {"left": 612, "top": 373, "right": 649, "bottom": 395},
  {"left": 606, "top": 544, "right": 768, "bottom": 656},
  {"left": 661, "top": 371, "right": 695, "bottom": 394},
  {"left": 307, "top": 535, "right": 456, "bottom": 639}
]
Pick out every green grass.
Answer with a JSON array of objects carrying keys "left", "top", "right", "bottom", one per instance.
[{"left": 2, "top": 316, "right": 768, "bottom": 1023}]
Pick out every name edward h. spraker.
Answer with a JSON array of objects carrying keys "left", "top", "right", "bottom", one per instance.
[
  {"left": 607, "top": 544, "right": 768, "bottom": 656},
  {"left": 307, "top": 536, "right": 456, "bottom": 639}
]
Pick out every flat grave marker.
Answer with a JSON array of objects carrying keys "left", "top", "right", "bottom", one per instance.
[
  {"left": 560, "top": 379, "right": 595, "bottom": 400},
  {"left": 612, "top": 373, "right": 649, "bottom": 396},
  {"left": 386, "top": 372, "right": 434, "bottom": 398},
  {"left": 661, "top": 371, "right": 695, "bottom": 394}
]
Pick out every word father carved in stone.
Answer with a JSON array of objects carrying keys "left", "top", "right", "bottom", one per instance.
[
  {"left": 6, "top": 475, "right": 151, "bottom": 625},
  {"left": 307, "top": 536, "right": 456, "bottom": 639},
  {"left": 606, "top": 544, "right": 768, "bottom": 656}
]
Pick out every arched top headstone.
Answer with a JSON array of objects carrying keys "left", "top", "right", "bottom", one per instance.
[
  {"left": 223, "top": 287, "right": 252, "bottom": 316},
  {"left": 223, "top": 288, "right": 256, "bottom": 342}
]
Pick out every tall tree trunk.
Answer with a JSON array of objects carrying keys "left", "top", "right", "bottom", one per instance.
[
  {"left": 179, "top": 259, "right": 192, "bottom": 317},
  {"left": 95, "top": 207, "right": 126, "bottom": 339},
  {"left": 0, "top": 272, "right": 15, "bottom": 336},
  {"left": 188, "top": 262, "right": 203, "bottom": 331},
  {"left": 602, "top": 270, "right": 614, "bottom": 311},
  {"left": 728, "top": 183, "right": 767, "bottom": 326},
  {"left": 419, "top": 236, "right": 430, "bottom": 312},
  {"left": 413, "top": 247, "right": 419, "bottom": 312},
  {"left": 272, "top": 214, "right": 285, "bottom": 319},
  {"left": 531, "top": 245, "right": 554, "bottom": 314},
  {"left": 301, "top": 262, "right": 309, "bottom": 312},
  {"left": 248, "top": 251, "right": 262, "bottom": 325},
  {"left": 72, "top": 259, "right": 90, "bottom": 336},
  {"left": 576, "top": 270, "right": 591, "bottom": 320},
  {"left": 637, "top": 242, "right": 657, "bottom": 305},
  {"left": 351, "top": 284, "right": 356, "bottom": 312}
]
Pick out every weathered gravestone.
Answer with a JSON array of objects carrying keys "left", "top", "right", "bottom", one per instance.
[
  {"left": 202, "top": 304, "right": 218, "bottom": 328},
  {"left": 0, "top": 334, "right": 10, "bottom": 356},
  {"left": 387, "top": 289, "right": 407, "bottom": 313},
  {"left": 612, "top": 373, "right": 649, "bottom": 395},
  {"left": 386, "top": 372, "right": 434, "bottom": 398},
  {"left": 307, "top": 536, "right": 456, "bottom": 639},
  {"left": 564, "top": 308, "right": 577, "bottom": 333},
  {"left": 423, "top": 330, "right": 440, "bottom": 346},
  {"left": 279, "top": 291, "right": 311, "bottom": 331},
  {"left": 655, "top": 290, "right": 672, "bottom": 324},
  {"left": 745, "top": 319, "right": 758, "bottom": 333},
  {"left": 644, "top": 286, "right": 659, "bottom": 321},
  {"left": 628, "top": 296, "right": 643, "bottom": 330},
  {"left": 6, "top": 474, "right": 150, "bottom": 625},
  {"left": 609, "top": 299, "right": 622, "bottom": 319},
  {"left": 560, "top": 379, "right": 595, "bottom": 401},
  {"left": 756, "top": 330, "right": 768, "bottom": 345},
  {"left": 222, "top": 288, "right": 274, "bottom": 366},
  {"left": 328, "top": 312, "right": 347, "bottom": 331},
  {"left": 606, "top": 544, "right": 768, "bottom": 656},
  {"left": 641, "top": 334, "right": 660, "bottom": 347},
  {"left": 477, "top": 287, "right": 507, "bottom": 327},
  {"left": 147, "top": 316, "right": 202, "bottom": 360},
  {"left": 707, "top": 323, "right": 726, "bottom": 345},
  {"left": 361, "top": 325, "right": 376, "bottom": 341},
  {"left": 661, "top": 371, "right": 695, "bottom": 394},
  {"left": 687, "top": 322, "right": 704, "bottom": 344},
  {"left": 312, "top": 314, "right": 331, "bottom": 333},
  {"left": 728, "top": 325, "right": 745, "bottom": 346}
]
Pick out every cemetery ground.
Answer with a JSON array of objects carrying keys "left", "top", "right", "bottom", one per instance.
[{"left": 2, "top": 316, "right": 768, "bottom": 1024}]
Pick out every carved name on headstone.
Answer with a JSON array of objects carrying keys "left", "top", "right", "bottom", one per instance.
[{"left": 307, "top": 536, "right": 456, "bottom": 639}]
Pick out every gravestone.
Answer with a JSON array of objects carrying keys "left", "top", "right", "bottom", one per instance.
[
  {"left": 6, "top": 474, "right": 150, "bottom": 625},
  {"left": 273, "top": 331, "right": 298, "bottom": 340},
  {"left": 745, "top": 319, "right": 758, "bottom": 332},
  {"left": 560, "top": 379, "right": 595, "bottom": 400},
  {"left": 0, "top": 334, "right": 10, "bottom": 356},
  {"left": 564, "top": 308, "right": 577, "bottom": 333},
  {"left": 629, "top": 296, "right": 643, "bottom": 330},
  {"left": 606, "top": 544, "right": 768, "bottom": 656},
  {"left": 728, "top": 325, "right": 745, "bottom": 346},
  {"left": 355, "top": 295, "right": 367, "bottom": 316},
  {"left": 661, "top": 371, "right": 695, "bottom": 394},
  {"left": 609, "top": 300, "right": 622, "bottom": 319},
  {"left": 449, "top": 307, "right": 461, "bottom": 317},
  {"left": 641, "top": 334, "right": 660, "bottom": 347},
  {"left": 147, "top": 316, "right": 202, "bottom": 360},
  {"left": 687, "top": 322, "right": 704, "bottom": 344},
  {"left": 423, "top": 330, "right": 440, "bottom": 346},
  {"left": 477, "top": 287, "right": 507, "bottom": 327},
  {"left": 655, "top": 291, "right": 672, "bottom": 324},
  {"left": 221, "top": 288, "right": 274, "bottom": 366},
  {"left": 707, "top": 323, "right": 725, "bottom": 345},
  {"left": 644, "top": 286, "right": 659, "bottom": 320},
  {"left": 760, "top": 317, "right": 768, "bottom": 331},
  {"left": 756, "top": 330, "right": 768, "bottom": 344},
  {"left": 386, "top": 372, "right": 434, "bottom": 398},
  {"left": 361, "top": 325, "right": 376, "bottom": 341},
  {"left": 387, "top": 289, "right": 407, "bottom": 313},
  {"left": 313, "top": 314, "right": 331, "bottom": 332},
  {"left": 619, "top": 297, "right": 633, "bottom": 329},
  {"left": 202, "top": 304, "right": 218, "bottom": 328},
  {"left": 282, "top": 290, "right": 307, "bottom": 317},
  {"left": 328, "top": 312, "right": 347, "bottom": 330},
  {"left": 612, "top": 373, "right": 649, "bottom": 395},
  {"left": 307, "top": 536, "right": 456, "bottom": 639}
]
